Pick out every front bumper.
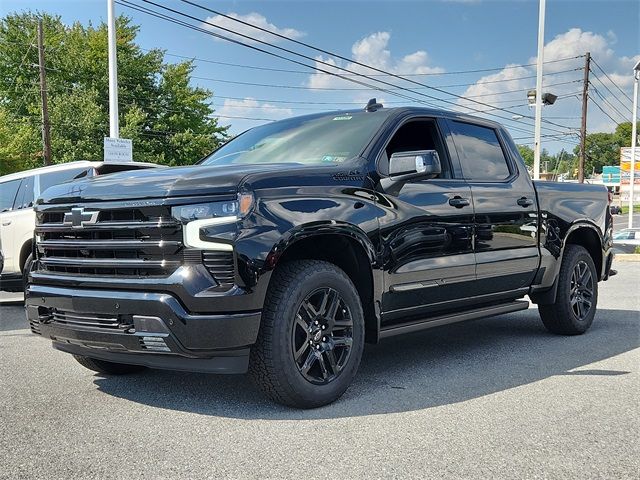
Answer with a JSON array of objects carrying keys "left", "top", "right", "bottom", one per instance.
[{"left": 26, "top": 284, "right": 261, "bottom": 374}]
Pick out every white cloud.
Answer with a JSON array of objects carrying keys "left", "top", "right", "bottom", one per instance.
[
  {"left": 458, "top": 28, "right": 638, "bottom": 138},
  {"left": 216, "top": 97, "right": 293, "bottom": 129},
  {"left": 202, "top": 12, "right": 304, "bottom": 44},
  {"left": 307, "top": 31, "right": 445, "bottom": 90}
]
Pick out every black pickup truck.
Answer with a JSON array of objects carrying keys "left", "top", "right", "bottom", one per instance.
[{"left": 26, "top": 104, "right": 614, "bottom": 408}]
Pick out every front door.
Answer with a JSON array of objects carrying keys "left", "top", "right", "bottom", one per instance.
[{"left": 374, "top": 118, "right": 476, "bottom": 324}]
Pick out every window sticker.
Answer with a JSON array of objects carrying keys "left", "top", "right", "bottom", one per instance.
[
  {"left": 332, "top": 115, "right": 353, "bottom": 121},
  {"left": 321, "top": 154, "right": 348, "bottom": 163}
]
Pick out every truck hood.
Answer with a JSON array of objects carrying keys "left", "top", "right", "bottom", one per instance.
[{"left": 37, "top": 163, "right": 289, "bottom": 204}]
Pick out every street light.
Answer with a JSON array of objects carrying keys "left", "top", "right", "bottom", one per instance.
[
  {"left": 107, "top": 0, "right": 119, "bottom": 138},
  {"left": 527, "top": 89, "right": 558, "bottom": 106},
  {"left": 628, "top": 60, "right": 640, "bottom": 229},
  {"left": 532, "top": 0, "right": 546, "bottom": 181}
]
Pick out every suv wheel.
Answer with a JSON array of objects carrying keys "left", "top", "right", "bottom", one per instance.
[
  {"left": 22, "top": 253, "right": 33, "bottom": 298},
  {"left": 538, "top": 245, "right": 598, "bottom": 335},
  {"left": 249, "top": 260, "right": 365, "bottom": 408},
  {"left": 73, "top": 355, "right": 146, "bottom": 375}
]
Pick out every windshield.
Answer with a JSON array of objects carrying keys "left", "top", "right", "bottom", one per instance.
[{"left": 201, "top": 111, "right": 389, "bottom": 167}]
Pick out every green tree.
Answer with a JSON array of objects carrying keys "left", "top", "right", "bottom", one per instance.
[
  {"left": 571, "top": 122, "right": 640, "bottom": 176},
  {"left": 613, "top": 121, "right": 639, "bottom": 148},
  {"left": 517, "top": 145, "right": 534, "bottom": 167},
  {"left": 0, "top": 11, "right": 228, "bottom": 175}
]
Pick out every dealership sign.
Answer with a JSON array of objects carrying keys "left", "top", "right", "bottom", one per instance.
[{"left": 104, "top": 137, "right": 133, "bottom": 162}]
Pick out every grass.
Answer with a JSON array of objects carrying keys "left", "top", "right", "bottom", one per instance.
[{"left": 620, "top": 204, "right": 640, "bottom": 215}]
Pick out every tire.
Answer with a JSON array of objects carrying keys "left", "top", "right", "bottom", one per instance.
[
  {"left": 249, "top": 260, "right": 365, "bottom": 408},
  {"left": 22, "top": 253, "right": 33, "bottom": 298},
  {"left": 72, "top": 355, "right": 146, "bottom": 375},
  {"left": 539, "top": 245, "right": 598, "bottom": 335}
]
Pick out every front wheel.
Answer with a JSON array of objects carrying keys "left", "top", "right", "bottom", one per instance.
[
  {"left": 249, "top": 260, "right": 365, "bottom": 408},
  {"left": 538, "top": 245, "right": 598, "bottom": 335}
]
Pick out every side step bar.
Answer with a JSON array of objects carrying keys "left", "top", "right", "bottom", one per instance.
[{"left": 379, "top": 300, "right": 530, "bottom": 339}]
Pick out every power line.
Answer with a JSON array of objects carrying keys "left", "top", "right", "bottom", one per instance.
[
  {"left": 171, "top": 0, "right": 578, "bottom": 131},
  {"left": 119, "top": 0, "right": 572, "bottom": 137},
  {"left": 145, "top": 47, "right": 582, "bottom": 83},
  {"left": 124, "top": 0, "right": 563, "bottom": 132},
  {"left": 41, "top": 57, "right": 583, "bottom": 97},
  {"left": 116, "top": 0, "right": 447, "bottom": 112},
  {"left": 590, "top": 57, "right": 634, "bottom": 104},
  {"left": 7, "top": 37, "right": 35, "bottom": 90},
  {"left": 589, "top": 69, "right": 633, "bottom": 115},
  {"left": 589, "top": 97, "right": 624, "bottom": 128},
  {"left": 590, "top": 83, "right": 631, "bottom": 123}
]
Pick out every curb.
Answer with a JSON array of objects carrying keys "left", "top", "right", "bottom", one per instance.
[{"left": 615, "top": 254, "right": 640, "bottom": 262}]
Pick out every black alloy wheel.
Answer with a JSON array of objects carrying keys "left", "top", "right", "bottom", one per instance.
[
  {"left": 249, "top": 260, "right": 365, "bottom": 408},
  {"left": 291, "top": 287, "right": 354, "bottom": 385},
  {"left": 569, "top": 260, "right": 594, "bottom": 321},
  {"left": 538, "top": 244, "right": 598, "bottom": 335}
]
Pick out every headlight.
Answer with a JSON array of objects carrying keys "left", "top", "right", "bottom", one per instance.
[{"left": 173, "top": 193, "right": 254, "bottom": 250}]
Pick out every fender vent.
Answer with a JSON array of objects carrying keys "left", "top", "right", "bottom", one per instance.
[{"left": 203, "top": 252, "right": 235, "bottom": 287}]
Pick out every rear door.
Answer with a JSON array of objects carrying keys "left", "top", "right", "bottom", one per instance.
[
  {"left": 375, "top": 117, "right": 476, "bottom": 323},
  {"left": 447, "top": 119, "right": 539, "bottom": 296}
]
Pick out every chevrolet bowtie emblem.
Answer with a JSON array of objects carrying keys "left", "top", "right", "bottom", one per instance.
[{"left": 63, "top": 208, "right": 99, "bottom": 228}]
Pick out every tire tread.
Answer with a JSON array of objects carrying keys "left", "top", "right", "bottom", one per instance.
[
  {"left": 249, "top": 260, "right": 363, "bottom": 408},
  {"left": 539, "top": 244, "right": 597, "bottom": 335}
]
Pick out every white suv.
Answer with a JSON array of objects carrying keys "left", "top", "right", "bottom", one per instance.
[{"left": 0, "top": 161, "right": 158, "bottom": 292}]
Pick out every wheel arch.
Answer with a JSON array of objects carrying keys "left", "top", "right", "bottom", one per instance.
[
  {"left": 268, "top": 225, "right": 380, "bottom": 343},
  {"left": 564, "top": 223, "right": 603, "bottom": 281},
  {"left": 19, "top": 238, "right": 33, "bottom": 273},
  {"left": 532, "top": 221, "right": 604, "bottom": 305}
]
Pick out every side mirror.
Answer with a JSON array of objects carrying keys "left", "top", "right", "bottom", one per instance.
[{"left": 389, "top": 150, "right": 441, "bottom": 181}]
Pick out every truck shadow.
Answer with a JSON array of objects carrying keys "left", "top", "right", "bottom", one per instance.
[{"left": 93, "top": 307, "right": 640, "bottom": 419}]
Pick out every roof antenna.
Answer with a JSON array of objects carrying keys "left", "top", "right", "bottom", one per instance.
[{"left": 365, "top": 98, "right": 383, "bottom": 112}]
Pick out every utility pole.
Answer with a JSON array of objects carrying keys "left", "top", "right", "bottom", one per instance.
[
  {"left": 532, "top": 0, "right": 546, "bottom": 181},
  {"left": 628, "top": 60, "right": 640, "bottom": 229},
  {"left": 578, "top": 52, "right": 591, "bottom": 184},
  {"left": 107, "top": 0, "right": 119, "bottom": 137},
  {"left": 37, "top": 18, "right": 52, "bottom": 166}
]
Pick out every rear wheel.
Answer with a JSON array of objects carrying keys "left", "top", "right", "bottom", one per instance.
[
  {"left": 249, "top": 260, "right": 365, "bottom": 408},
  {"left": 538, "top": 245, "right": 598, "bottom": 335},
  {"left": 73, "top": 355, "right": 146, "bottom": 375}
]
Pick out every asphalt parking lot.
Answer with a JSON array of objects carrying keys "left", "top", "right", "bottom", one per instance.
[{"left": 1, "top": 265, "right": 638, "bottom": 479}]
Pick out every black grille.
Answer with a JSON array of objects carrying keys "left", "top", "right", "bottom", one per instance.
[
  {"left": 35, "top": 205, "right": 183, "bottom": 277},
  {"left": 50, "top": 309, "right": 130, "bottom": 330},
  {"left": 203, "top": 251, "right": 235, "bottom": 287}
]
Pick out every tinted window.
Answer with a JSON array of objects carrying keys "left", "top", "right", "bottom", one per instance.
[
  {"left": 0, "top": 179, "right": 21, "bottom": 212},
  {"left": 39, "top": 168, "right": 89, "bottom": 193},
  {"left": 201, "top": 111, "right": 390, "bottom": 167},
  {"left": 450, "top": 121, "right": 510, "bottom": 181},
  {"left": 382, "top": 120, "right": 451, "bottom": 178},
  {"left": 14, "top": 175, "right": 35, "bottom": 210}
]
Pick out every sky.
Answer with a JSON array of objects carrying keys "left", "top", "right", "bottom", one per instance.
[{"left": 2, "top": 0, "right": 639, "bottom": 153}]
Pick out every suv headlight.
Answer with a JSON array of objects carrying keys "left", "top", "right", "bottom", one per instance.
[{"left": 172, "top": 193, "right": 254, "bottom": 250}]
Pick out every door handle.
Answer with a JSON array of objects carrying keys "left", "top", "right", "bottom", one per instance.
[
  {"left": 1, "top": 220, "right": 11, "bottom": 226},
  {"left": 517, "top": 197, "right": 534, "bottom": 208},
  {"left": 449, "top": 196, "right": 470, "bottom": 208}
]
